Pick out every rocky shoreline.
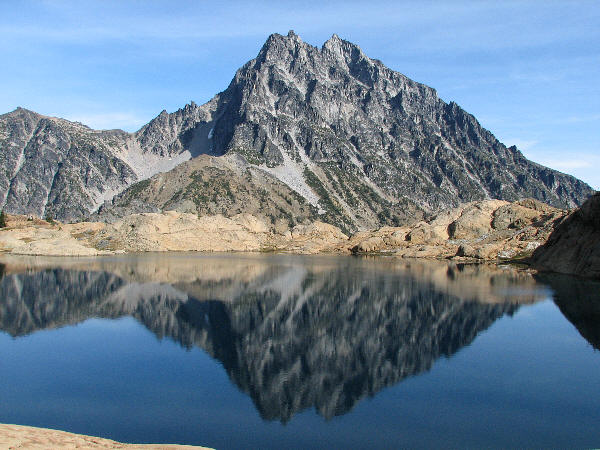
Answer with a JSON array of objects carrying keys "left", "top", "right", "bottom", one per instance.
[
  {"left": 0, "top": 197, "right": 570, "bottom": 265},
  {"left": 0, "top": 424, "right": 209, "bottom": 449}
]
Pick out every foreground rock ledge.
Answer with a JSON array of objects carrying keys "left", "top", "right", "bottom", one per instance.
[
  {"left": 0, "top": 198, "right": 565, "bottom": 261},
  {"left": 531, "top": 192, "right": 600, "bottom": 279},
  {"left": 0, "top": 424, "right": 210, "bottom": 449}
]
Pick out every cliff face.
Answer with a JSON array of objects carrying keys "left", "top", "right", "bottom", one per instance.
[
  {"left": 0, "top": 256, "right": 548, "bottom": 421},
  {"left": 531, "top": 193, "right": 600, "bottom": 279},
  {"left": 0, "top": 108, "right": 136, "bottom": 221},
  {"left": 207, "top": 32, "right": 592, "bottom": 209},
  {"left": 0, "top": 32, "right": 594, "bottom": 226},
  {"left": 0, "top": 108, "right": 191, "bottom": 221}
]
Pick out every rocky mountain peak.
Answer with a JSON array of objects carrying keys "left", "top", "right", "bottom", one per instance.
[
  {"left": 256, "top": 31, "right": 308, "bottom": 64},
  {"left": 0, "top": 32, "right": 594, "bottom": 225},
  {"left": 12, "top": 106, "right": 37, "bottom": 116},
  {"left": 322, "top": 32, "right": 344, "bottom": 52},
  {"left": 322, "top": 32, "right": 368, "bottom": 66}
]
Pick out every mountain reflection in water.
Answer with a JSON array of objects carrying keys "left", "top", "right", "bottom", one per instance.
[
  {"left": 536, "top": 273, "right": 600, "bottom": 350},
  {"left": 0, "top": 254, "right": 554, "bottom": 422}
]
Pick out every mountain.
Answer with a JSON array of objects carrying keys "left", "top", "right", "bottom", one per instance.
[
  {"left": 0, "top": 31, "right": 594, "bottom": 228},
  {"left": 0, "top": 107, "right": 194, "bottom": 221}
]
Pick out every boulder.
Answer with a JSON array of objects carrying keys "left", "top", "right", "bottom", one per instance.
[{"left": 447, "top": 200, "right": 507, "bottom": 239}]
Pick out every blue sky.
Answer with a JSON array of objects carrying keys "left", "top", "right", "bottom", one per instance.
[{"left": 1, "top": 0, "right": 599, "bottom": 189}]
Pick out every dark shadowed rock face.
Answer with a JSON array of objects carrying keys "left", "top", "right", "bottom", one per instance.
[
  {"left": 0, "top": 32, "right": 593, "bottom": 225},
  {"left": 0, "top": 258, "right": 529, "bottom": 422},
  {"left": 532, "top": 193, "right": 600, "bottom": 279}
]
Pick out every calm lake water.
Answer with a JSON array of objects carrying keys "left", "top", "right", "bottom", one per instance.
[{"left": 0, "top": 253, "right": 599, "bottom": 449}]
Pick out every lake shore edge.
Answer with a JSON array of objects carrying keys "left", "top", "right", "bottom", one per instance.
[
  {"left": 1, "top": 194, "right": 598, "bottom": 280},
  {"left": 0, "top": 423, "right": 211, "bottom": 449},
  {"left": 0, "top": 198, "right": 564, "bottom": 260}
]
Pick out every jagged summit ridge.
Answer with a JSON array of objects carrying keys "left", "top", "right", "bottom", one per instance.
[{"left": 0, "top": 32, "right": 594, "bottom": 226}]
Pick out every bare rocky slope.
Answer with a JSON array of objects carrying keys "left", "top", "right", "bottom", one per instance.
[
  {"left": 531, "top": 192, "right": 600, "bottom": 279},
  {"left": 0, "top": 31, "right": 594, "bottom": 228},
  {"left": 91, "top": 154, "right": 320, "bottom": 231},
  {"left": 0, "top": 107, "right": 195, "bottom": 222}
]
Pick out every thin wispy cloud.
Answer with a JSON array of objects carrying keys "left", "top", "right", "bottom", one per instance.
[
  {"left": 540, "top": 159, "right": 593, "bottom": 171},
  {"left": 63, "top": 112, "right": 147, "bottom": 131},
  {"left": 3, "top": 1, "right": 598, "bottom": 51},
  {"left": 523, "top": 151, "right": 600, "bottom": 189},
  {"left": 505, "top": 139, "right": 539, "bottom": 151},
  {"left": 560, "top": 114, "right": 600, "bottom": 124}
]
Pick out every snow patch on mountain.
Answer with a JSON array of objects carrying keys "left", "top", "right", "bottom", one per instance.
[{"left": 258, "top": 151, "right": 320, "bottom": 207}]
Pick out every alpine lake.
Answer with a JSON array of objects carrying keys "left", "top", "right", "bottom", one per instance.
[{"left": 1, "top": 253, "right": 599, "bottom": 449}]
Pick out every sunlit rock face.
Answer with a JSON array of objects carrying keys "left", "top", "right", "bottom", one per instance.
[
  {"left": 0, "top": 255, "right": 556, "bottom": 421},
  {"left": 0, "top": 31, "right": 593, "bottom": 227}
]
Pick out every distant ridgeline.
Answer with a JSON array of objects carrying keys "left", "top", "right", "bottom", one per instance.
[{"left": 0, "top": 31, "right": 593, "bottom": 230}]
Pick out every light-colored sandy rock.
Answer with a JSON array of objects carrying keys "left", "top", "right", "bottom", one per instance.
[
  {"left": 10, "top": 238, "right": 104, "bottom": 256},
  {"left": 0, "top": 198, "right": 568, "bottom": 261},
  {"left": 0, "top": 225, "right": 107, "bottom": 256},
  {"left": 231, "top": 213, "right": 270, "bottom": 233},
  {"left": 405, "top": 222, "right": 432, "bottom": 244},
  {"left": 447, "top": 200, "right": 508, "bottom": 239},
  {"left": 347, "top": 227, "right": 411, "bottom": 252},
  {"left": 0, "top": 423, "right": 209, "bottom": 449},
  {"left": 349, "top": 198, "right": 564, "bottom": 261},
  {"left": 285, "top": 221, "right": 349, "bottom": 253},
  {"left": 394, "top": 244, "right": 457, "bottom": 259},
  {"left": 95, "top": 211, "right": 268, "bottom": 253},
  {"left": 351, "top": 236, "right": 386, "bottom": 252},
  {"left": 291, "top": 221, "right": 347, "bottom": 240},
  {"left": 0, "top": 213, "right": 351, "bottom": 256},
  {"left": 492, "top": 203, "right": 538, "bottom": 230}
]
